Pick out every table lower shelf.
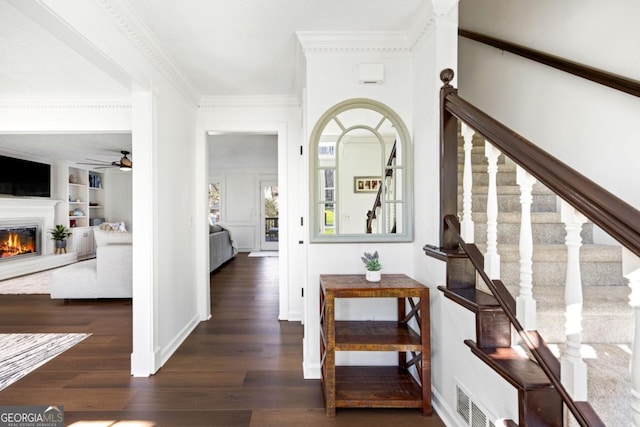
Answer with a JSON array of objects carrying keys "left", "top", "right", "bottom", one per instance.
[{"left": 330, "top": 365, "right": 424, "bottom": 410}]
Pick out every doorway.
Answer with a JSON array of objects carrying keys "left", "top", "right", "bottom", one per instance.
[{"left": 260, "top": 181, "right": 278, "bottom": 251}]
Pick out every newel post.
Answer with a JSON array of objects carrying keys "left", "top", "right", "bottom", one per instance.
[{"left": 439, "top": 68, "right": 459, "bottom": 250}]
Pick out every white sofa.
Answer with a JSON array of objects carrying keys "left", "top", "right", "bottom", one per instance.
[{"left": 50, "top": 229, "right": 132, "bottom": 299}]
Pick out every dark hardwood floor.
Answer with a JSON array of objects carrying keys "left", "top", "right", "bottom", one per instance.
[{"left": 0, "top": 253, "right": 445, "bottom": 426}]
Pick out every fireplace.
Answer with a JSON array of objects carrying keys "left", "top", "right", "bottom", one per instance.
[{"left": 0, "top": 221, "right": 41, "bottom": 262}]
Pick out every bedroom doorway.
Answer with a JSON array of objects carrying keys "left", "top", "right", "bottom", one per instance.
[{"left": 260, "top": 181, "right": 278, "bottom": 251}]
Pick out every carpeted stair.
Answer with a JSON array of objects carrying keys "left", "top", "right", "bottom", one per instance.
[{"left": 458, "top": 135, "right": 632, "bottom": 425}]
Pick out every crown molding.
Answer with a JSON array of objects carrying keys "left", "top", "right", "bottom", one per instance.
[
  {"left": 199, "top": 95, "right": 301, "bottom": 109},
  {"left": 0, "top": 98, "right": 132, "bottom": 109},
  {"left": 297, "top": 31, "right": 412, "bottom": 54},
  {"left": 94, "top": 0, "right": 200, "bottom": 105},
  {"left": 296, "top": 2, "right": 444, "bottom": 56},
  {"left": 406, "top": 3, "right": 438, "bottom": 51}
]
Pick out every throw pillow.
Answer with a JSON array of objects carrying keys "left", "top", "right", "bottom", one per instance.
[{"left": 94, "top": 229, "right": 132, "bottom": 246}]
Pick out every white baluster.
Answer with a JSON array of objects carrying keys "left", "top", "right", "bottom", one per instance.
[
  {"left": 460, "top": 123, "right": 475, "bottom": 243},
  {"left": 484, "top": 143, "right": 500, "bottom": 279},
  {"left": 560, "top": 200, "right": 587, "bottom": 401},
  {"left": 516, "top": 166, "right": 537, "bottom": 330},
  {"left": 623, "top": 248, "right": 640, "bottom": 427}
]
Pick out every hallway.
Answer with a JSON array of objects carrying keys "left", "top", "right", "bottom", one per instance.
[{"left": 0, "top": 254, "right": 444, "bottom": 426}]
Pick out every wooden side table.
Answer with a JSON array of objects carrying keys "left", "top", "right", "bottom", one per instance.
[{"left": 319, "top": 274, "right": 431, "bottom": 417}]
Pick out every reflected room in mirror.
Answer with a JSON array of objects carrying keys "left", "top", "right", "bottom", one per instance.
[{"left": 310, "top": 99, "right": 413, "bottom": 243}]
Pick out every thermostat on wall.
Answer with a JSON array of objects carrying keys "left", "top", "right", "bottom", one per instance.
[{"left": 358, "top": 63, "right": 384, "bottom": 84}]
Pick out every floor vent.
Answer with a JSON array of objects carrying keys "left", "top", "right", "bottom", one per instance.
[{"left": 456, "top": 383, "right": 497, "bottom": 427}]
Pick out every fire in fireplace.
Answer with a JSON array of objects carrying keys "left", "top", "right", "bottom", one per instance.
[{"left": 0, "top": 225, "right": 39, "bottom": 260}]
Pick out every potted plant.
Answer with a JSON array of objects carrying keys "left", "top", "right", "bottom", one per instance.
[
  {"left": 49, "top": 224, "right": 72, "bottom": 254},
  {"left": 361, "top": 251, "right": 382, "bottom": 282}
]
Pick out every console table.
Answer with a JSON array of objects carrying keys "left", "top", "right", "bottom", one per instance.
[{"left": 319, "top": 274, "right": 431, "bottom": 417}]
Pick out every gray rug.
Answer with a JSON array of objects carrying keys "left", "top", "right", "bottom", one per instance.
[
  {"left": 0, "top": 333, "right": 90, "bottom": 390},
  {"left": 0, "top": 269, "right": 53, "bottom": 294}
]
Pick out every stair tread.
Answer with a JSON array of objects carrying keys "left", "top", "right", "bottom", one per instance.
[
  {"left": 438, "top": 286, "right": 501, "bottom": 312},
  {"left": 464, "top": 340, "right": 555, "bottom": 390}
]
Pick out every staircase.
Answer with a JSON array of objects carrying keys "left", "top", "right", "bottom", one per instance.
[{"left": 457, "top": 134, "right": 633, "bottom": 424}]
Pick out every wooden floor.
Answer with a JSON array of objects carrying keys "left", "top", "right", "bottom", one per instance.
[{"left": 0, "top": 253, "right": 445, "bottom": 426}]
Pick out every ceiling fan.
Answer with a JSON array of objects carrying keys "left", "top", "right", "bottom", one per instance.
[{"left": 79, "top": 150, "right": 132, "bottom": 171}]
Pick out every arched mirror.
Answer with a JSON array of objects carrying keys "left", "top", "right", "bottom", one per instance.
[{"left": 310, "top": 98, "right": 413, "bottom": 242}]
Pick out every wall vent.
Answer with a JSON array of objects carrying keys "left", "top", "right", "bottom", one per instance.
[
  {"left": 457, "top": 384, "right": 471, "bottom": 424},
  {"left": 456, "top": 382, "right": 499, "bottom": 427}
]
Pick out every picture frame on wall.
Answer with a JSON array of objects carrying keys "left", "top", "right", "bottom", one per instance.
[{"left": 354, "top": 176, "right": 382, "bottom": 193}]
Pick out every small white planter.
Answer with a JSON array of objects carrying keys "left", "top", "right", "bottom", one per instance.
[{"left": 366, "top": 270, "right": 381, "bottom": 282}]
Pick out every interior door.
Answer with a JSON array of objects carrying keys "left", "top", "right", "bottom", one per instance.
[{"left": 260, "top": 181, "right": 278, "bottom": 251}]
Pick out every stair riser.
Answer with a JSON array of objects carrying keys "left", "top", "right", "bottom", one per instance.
[
  {"left": 459, "top": 193, "right": 558, "bottom": 213},
  {"left": 500, "top": 261, "right": 625, "bottom": 287},
  {"left": 458, "top": 152, "right": 492, "bottom": 165},
  {"left": 473, "top": 222, "right": 594, "bottom": 245},
  {"left": 536, "top": 313, "right": 633, "bottom": 343},
  {"left": 458, "top": 171, "right": 517, "bottom": 186}
]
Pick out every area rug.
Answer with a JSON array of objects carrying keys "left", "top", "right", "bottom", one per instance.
[
  {"left": 248, "top": 251, "right": 279, "bottom": 257},
  {"left": 0, "top": 269, "right": 53, "bottom": 294},
  {"left": 0, "top": 333, "right": 90, "bottom": 391}
]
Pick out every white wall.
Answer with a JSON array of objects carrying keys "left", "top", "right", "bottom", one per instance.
[
  {"left": 104, "top": 170, "right": 132, "bottom": 229},
  {"left": 302, "top": 47, "right": 417, "bottom": 378},
  {"left": 458, "top": 0, "right": 640, "bottom": 213}
]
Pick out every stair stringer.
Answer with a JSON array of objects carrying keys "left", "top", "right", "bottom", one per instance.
[{"left": 425, "top": 245, "right": 564, "bottom": 426}]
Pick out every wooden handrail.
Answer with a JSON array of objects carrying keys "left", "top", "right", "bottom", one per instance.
[
  {"left": 365, "top": 141, "right": 397, "bottom": 233},
  {"left": 459, "top": 29, "right": 640, "bottom": 99},
  {"left": 439, "top": 69, "right": 640, "bottom": 258}
]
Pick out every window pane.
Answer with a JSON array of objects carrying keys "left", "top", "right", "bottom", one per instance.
[
  {"left": 209, "top": 182, "right": 221, "bottom": 224},
  {"left": 320, "top": 203, "right": 335, "bottom": 235}
]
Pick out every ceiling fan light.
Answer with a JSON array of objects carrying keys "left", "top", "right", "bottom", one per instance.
[{"left": 120, "top": 165, "right": 132, "bottom": 171}]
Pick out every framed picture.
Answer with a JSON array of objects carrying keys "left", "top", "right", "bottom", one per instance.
[{"left": 354, "top": 176, "right": 382, "bottom": 193}]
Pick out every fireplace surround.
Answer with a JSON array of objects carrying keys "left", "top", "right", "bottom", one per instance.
[
  {"left": 0, "top": 198, "right": 76, "bottom": 280},
  {"left": 0, "top": 220, "right": 41, "bottom": 261}
]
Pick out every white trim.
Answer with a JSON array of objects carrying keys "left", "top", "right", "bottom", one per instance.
[
  {"left": 199, "top": 95, "right": 300, "bottom": 109},
  {"left": 297, "top": 30, "right": 411, "bottom": 53},
  {"left": 0, "top": 101, "right": 132, "bottom": 110},
  {"left": 94, "top": 0, "right": 199, "bottom": 105}
]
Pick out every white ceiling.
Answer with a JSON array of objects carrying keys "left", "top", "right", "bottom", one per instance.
[
  {"left": 0, "top": 0, "right": 129, "bottom": 100},
  {"left": 0, "top": 0, "right": 426, "bottom": 161},
  {"left": 127, "top": 0, "right": 427, "bottom": 96}
]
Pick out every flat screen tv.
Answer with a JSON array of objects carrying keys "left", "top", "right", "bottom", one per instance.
[{"left": 0, "top": 155, "right": 51, "bottom": 198}]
